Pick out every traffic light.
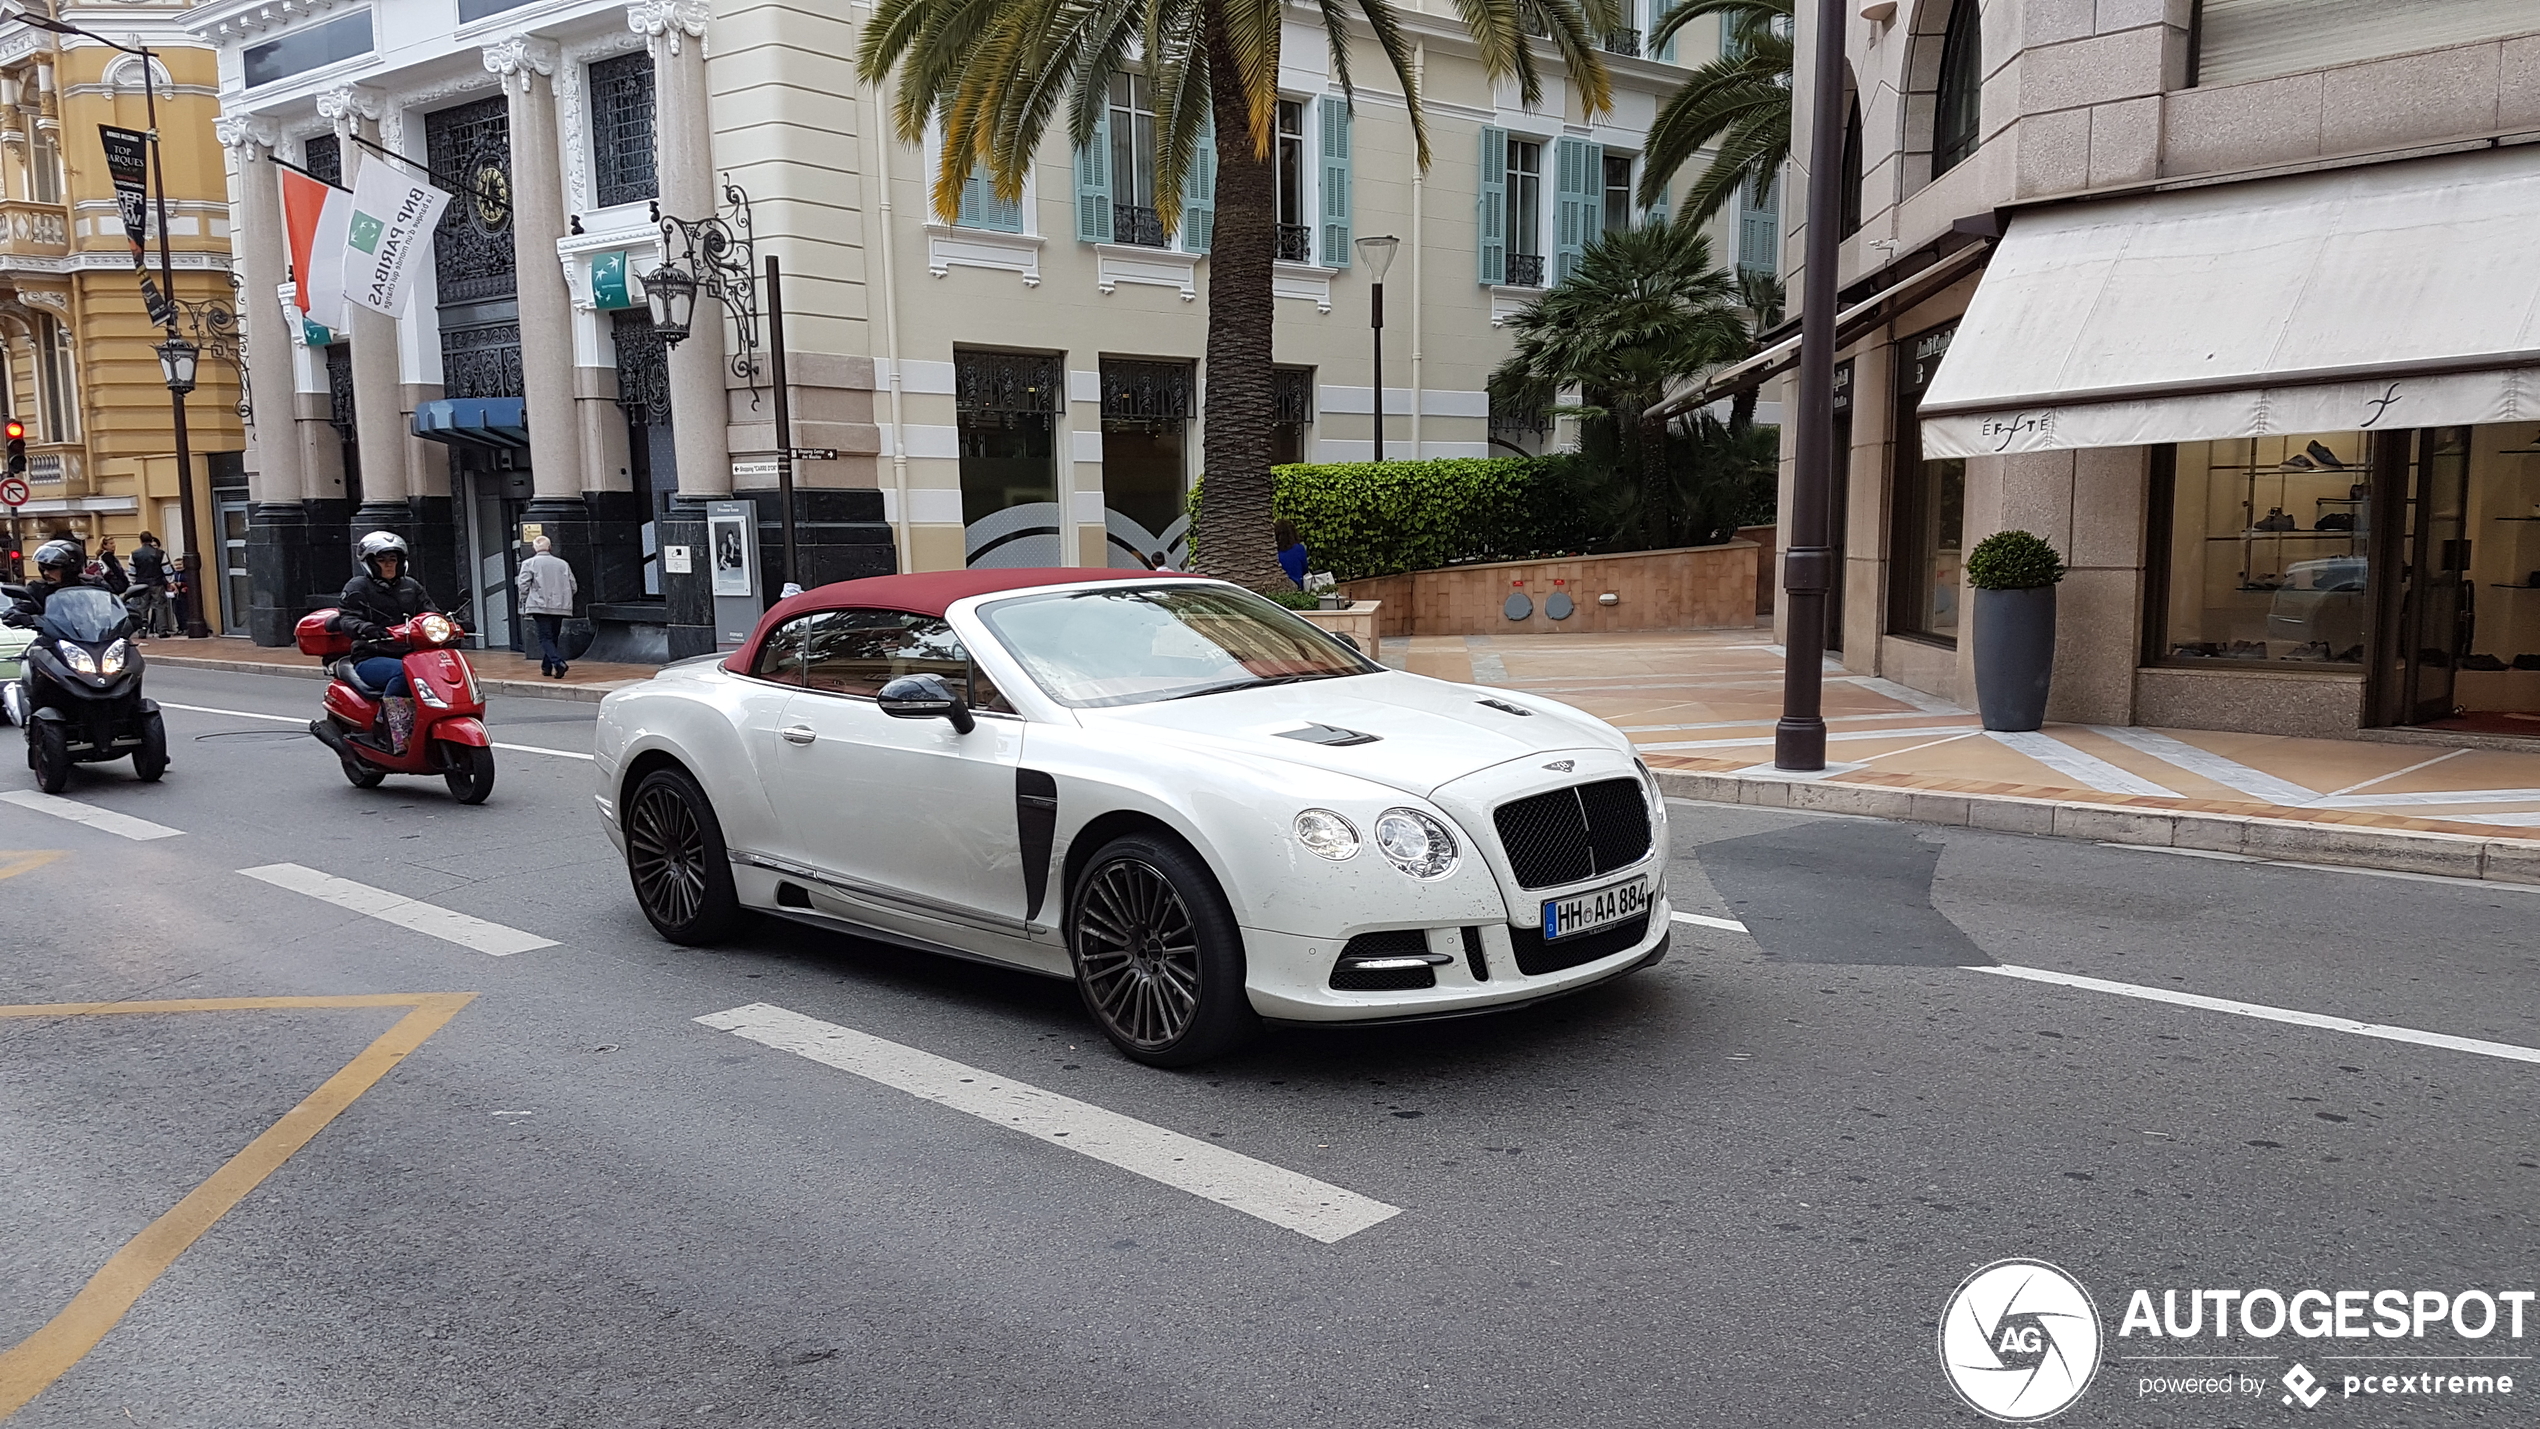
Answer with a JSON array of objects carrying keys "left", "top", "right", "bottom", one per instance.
[{"left": 5, "top": 419, "right": 23, "bottom": 475}]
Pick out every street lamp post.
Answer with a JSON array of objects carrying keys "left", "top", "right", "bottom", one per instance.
[
  {"left": 1355, "top": 235, "right": 1399, "bottom": 462},
  {"left": 1771, "top": 0, "right": 1853, "bottom": 770},
  {"left": 14, "top": 9, "right": 211, "bottom": 636}
]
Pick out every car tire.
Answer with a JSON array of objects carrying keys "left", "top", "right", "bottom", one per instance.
[
  {"left": 1067, "top": 832, "right": 1257, "bottom": 1068},
  {"left": 31, "top": 719, "right": 69, "bottom": 794},
  {"left": 625, "top": 765, "right": 741, "bottom": 945}
]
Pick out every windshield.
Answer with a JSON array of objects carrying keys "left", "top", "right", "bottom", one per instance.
[
  {"left": 38, "top": 587, "right": 129, "bottom": 643},
  {"left": 978, "top": 584, "right": 1376, "bottom": 708}
]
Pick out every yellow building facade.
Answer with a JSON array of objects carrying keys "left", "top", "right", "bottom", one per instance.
[{"left": 0, "top": 12, "right": 240, "bottom": 628}]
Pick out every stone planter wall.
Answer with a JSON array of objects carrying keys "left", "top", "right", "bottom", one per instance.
[
  {"left": 1294, "top": 601, "right": 1380, "bottom": 650},
  {"left": 1340, "top": 542, "right": 1761, "bottom": 638}
]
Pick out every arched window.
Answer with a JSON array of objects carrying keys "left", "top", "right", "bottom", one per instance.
[
  {"left": 1931, "top": 0, "right": 1982, "bottom": 176},
  {"left": 1839, "top": 93, "right": 1864, "bottom": 237}
]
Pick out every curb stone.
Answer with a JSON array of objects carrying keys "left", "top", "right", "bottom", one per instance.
[
  {"left": 143, "top": 653, "right": 642, "bottom": 706},
  {"left": 1653, "top": 768, "right": 2540, "bottom": 887}
]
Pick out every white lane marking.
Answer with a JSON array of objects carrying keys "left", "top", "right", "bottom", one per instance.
[
  {"left": 2086, "top": 725, "right": 2321, "bottom": 806},
  {"left": 1969, "top": 963, "right": 2540, "bottom": 1067},
  {"left": 156, "top": 700, "right": 594, "bottom": 761},
  {"left": 1983, "top": 729, "right": 2182, "bottom": 797},
  {"left": 1636, "top": 724, "right": 1975, "bottom": 752},
  {"left": 2099, "top": 842, "right": 2540, "bottom": 896},
  {"left": 238, "top": 863, "right": 558, "bottom": 955},
  {"left": 1670, "top": 911, "right": 1749, "bottom": 932},
  {"left": 0, "top": 790, "right": 183, "bottom": 841},
  {"left": 2325, "top": 748, "right": 2470, "bottom": 798},
  {"left": 696, "top": 1003, "right": 1401, "bottom": 1243}
]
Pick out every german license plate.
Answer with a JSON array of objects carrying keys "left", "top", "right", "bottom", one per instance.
[{"left": 1541, "top": 877, "right": 1648, "bottom": 941}]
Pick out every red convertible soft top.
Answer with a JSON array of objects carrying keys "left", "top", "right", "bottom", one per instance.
[{"left": 721, "top": 567, "right": 1201, "bottom": 675}]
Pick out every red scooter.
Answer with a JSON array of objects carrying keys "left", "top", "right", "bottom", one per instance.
[{"left": 297, "top": 608, "right": 496, "bottom": 804}]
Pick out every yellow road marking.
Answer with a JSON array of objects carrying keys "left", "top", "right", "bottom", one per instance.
[
  {"left": 0, "top": 992, "right": 477, "bottom": 1420},
  {"left": 0, "top": 851, "right": 62, "bottom": 883}
]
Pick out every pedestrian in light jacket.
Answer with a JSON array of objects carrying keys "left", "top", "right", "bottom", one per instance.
[{"left": 515, "top": 536, "right": 579, "bottom": 678}]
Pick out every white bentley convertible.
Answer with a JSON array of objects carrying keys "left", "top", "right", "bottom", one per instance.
[{"left": 594, "top": 569, "right": 1672, "bottom": 1065}]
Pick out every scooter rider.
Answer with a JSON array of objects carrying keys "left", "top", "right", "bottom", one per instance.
[
  {"left": 4, "top": 539, "right": 120, "bottom": 723},
  {"left": 330, "top": 532, "right": 442, "bottom": 755}
]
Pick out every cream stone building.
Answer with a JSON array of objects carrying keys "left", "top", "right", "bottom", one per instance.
[
  {"left": 197, "top": 0, "right": 1765, "bottom": 658},
  {"left": 0, "top": 8, "right": 241, "bottom": 624},
  {"left": 1760, "top": 0, "right": 2540, "bottom": 742}
]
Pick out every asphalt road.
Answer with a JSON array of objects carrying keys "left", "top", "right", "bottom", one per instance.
[{"left": 2, "top": 664, "right": 2534, "bottom": 1428}]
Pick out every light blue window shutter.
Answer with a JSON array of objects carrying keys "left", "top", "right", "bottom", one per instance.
[
  {"left": 1476, "top": 124, "right": 1507, "bottom": 285},
  {"left": 1554, "top": 137, "right": 1599, "bottom": 283},
  {"left": 1181, "top": 110, "right": 1216, "bottom": 253},
  {"left": 1319, "top": 98, "right": 1352, "bottom": 268},
  {"left": 959, "top": 165, "right": 1024, "bottom": 233},
  {"left": 1074, "top": 109, "right": 1112, "bottom": 243}
]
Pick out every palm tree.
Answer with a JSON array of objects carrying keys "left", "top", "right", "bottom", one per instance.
[
  {"left": 858, "top": 0, "right": 1618, "bottom": 590},
  {"left": 1727, "top": 266, "right": 1783, "bottom": 432},
  {"left": 1635, "top": 0, "right": 1791, "bottom": 229},
  {"left": 1486, "top": 221, "right": 1748, "bottom": 548}
]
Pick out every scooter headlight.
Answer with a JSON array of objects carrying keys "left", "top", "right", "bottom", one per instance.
[
  {"left": 59, "top": 643, "right": 97, "bottom": 676},
  {"left": 415, "top": 613, "right": 456, "bottom": 646},
  {"left": 99, "top": 639, "right": 129, "bottom": 676}
]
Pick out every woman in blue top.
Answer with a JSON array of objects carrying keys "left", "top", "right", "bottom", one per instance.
[{"left": 1274, "top": 519, "right": 1310, "bottom": 589}]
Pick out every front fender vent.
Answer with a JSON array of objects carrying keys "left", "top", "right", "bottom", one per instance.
[{"left": 1277, "top": 723, "right": 1380, "bottom": 747}]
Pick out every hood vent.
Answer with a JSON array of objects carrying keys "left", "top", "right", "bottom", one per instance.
[
  {"left": 1277, "top": 722, "right": 1381, "bottom": 747},
  {"left": 1477, "top": 698, "right": 1533, "bottom": 717}
]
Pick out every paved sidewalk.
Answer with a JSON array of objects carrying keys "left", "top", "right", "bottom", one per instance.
[
  {"left": 1391, "top": 628, "right": 2540, "bottom": 884},
  {"left": 138, "top": 635, "right": 657, "bottom": 704}
]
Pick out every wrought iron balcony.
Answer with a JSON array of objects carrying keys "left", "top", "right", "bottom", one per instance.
[
  {"left": 1275, "top": 223, "right": 1314, "bottom": 263},
  {"left": 1504, "top": 253, "right": 1546, "bottom": 288},
  {"left": 1602, "top": 27, "right": 1641, "bottom": 56},
  {"left": 1112, "top": 203, "right": 1169, "bottom": 248}
]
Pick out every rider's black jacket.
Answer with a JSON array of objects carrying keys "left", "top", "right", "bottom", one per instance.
[{"left": 331, "top": 573, "right": 442, "bottom": 662}]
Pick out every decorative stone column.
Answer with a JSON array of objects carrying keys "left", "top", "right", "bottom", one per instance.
[
  {"left": 220, "top": 115, "right": 315, "bottom": 645},
  {"left": 631, "top": 0, "right": 729, "bottom": 656},
  {"left": 486, "top": 33, "right": 595, "bottom": 653}
]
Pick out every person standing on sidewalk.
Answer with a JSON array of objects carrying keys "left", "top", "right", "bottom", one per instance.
[
  {"left": 128, "top": 532, "right": 174, "bottom": 637},
  {"left": 515, "top": 536, "right": 579, "bottom": 679}
]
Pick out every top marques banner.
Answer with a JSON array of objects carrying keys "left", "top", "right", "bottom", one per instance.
[
  {"left": 96, "top": 125, "right": 171, "bottom": 326},
  {"left": 342, "top": 153, "right": 451, "bottom": 319}
]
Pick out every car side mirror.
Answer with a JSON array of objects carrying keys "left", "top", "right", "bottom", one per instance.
[{"left": 877, "top": 673, "right": 975, "bottom": 734}]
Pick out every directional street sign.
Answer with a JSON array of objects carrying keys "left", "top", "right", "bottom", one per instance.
[
  {"left": 0, "top": 475, "right": 28, "bottom": 507},
  {"left": 786, "top": 448, "right": 838, "bottom": 461}
]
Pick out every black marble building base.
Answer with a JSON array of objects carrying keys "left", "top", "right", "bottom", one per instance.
[
  {"left": 245, "top": 503, "right": 314, "bottom": 647},
  {"left": 657, "top": 497, "right": 716, "bottom": 661},
  {"left": 301, "top": 498, "right": 352, "bottom": 610}
]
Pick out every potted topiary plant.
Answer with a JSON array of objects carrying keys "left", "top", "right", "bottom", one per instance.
[{"left": 1965, "top": 530, "right": 2068, "bottom": 732}]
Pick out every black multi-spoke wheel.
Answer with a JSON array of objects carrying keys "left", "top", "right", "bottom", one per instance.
[
  {"left": 1068, "top": 833, "right": 1256, "bottom": 1067},
  {"left": 625, "top": 766, "right": 739, "bottom": 944}
]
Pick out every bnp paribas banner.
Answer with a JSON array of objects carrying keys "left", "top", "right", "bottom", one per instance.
[{"left": 342, "top": 153, "right": 451, "bottom": 319}]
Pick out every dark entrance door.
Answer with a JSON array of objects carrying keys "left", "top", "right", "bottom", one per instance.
[{"left": 2373, "top": 427, "right": 2475, "bottom": 725}]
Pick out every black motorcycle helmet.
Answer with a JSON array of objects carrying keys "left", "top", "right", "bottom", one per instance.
[
  {"left": 33, "top": 538, "right": 81, "bottom": 582},
  {"left": 357, "top": 530, "right": 410, "bottom": 580}
]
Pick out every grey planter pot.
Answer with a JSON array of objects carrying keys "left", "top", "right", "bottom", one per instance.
[{"left": 1972, "top": 584, "right": 2058, "bottom": 732}]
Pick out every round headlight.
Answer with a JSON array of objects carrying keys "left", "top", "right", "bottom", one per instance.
[
  {"left": 1294, "top": 808, "right": 1360, "bottom": 861},
  {"left": 417, "top": 613, "right": 454, "bottom": 645},
  {"left": 1373, "top": 808, "right": 1459, "bottom": 880}
]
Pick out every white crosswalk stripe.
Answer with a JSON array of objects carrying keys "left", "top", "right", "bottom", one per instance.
[
  {"left": 0, "top": 790, "right": 183, "bottom": 841},
  {"left": 239, "top": 863, "right": 557, "bottom": 955},
  {"left": 697, "top": 1003, "right": 1403, "bottom": 1243}
]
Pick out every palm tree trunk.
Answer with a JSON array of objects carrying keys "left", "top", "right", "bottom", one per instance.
[
  {"left": 1638, "top": 406, "right": 1671, "bottom": 548},
  {"left": 1190, "top": 2, "right": 1288, "bottom": 592}
]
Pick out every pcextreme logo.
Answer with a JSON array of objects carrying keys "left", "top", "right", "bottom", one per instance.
[{"left": 1939, "top": 1259, "right": 2104, "bottom": 1422}]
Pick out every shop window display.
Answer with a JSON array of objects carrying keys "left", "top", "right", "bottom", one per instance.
[
  {"left": 2450, "top": 426, "right": 2540, "bottom": 731},
  {"left": 2157, "top": 433, "right": 2372, "bottom": 666}
]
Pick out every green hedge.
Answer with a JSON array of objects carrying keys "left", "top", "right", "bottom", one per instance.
[{"left": 1192, "top": 457, "right": 1612, "bottom": 583}]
